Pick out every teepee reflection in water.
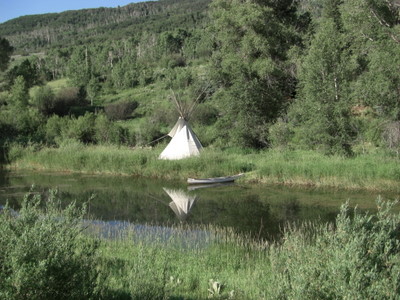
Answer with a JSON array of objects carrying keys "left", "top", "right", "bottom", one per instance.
[{"left": 163, "top": 188, "right": 197, "bottom": 221}]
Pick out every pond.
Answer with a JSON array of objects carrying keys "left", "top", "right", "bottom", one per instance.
[{"left": 0, "top": 169, "right": 398, "bottom": 240}]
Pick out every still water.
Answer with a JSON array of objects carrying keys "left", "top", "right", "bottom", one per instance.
[{"left": 0, "top": 170, "right": 398, "bottom": 240}]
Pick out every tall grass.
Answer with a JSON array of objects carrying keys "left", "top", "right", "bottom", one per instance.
[
  {"left": 84, "top": 198, "right": 400, "bottom": 299},
  {"left": 96, "top": 223, "right": 271, "bottom": 299},
  {"left": 7, "top": 144, "right": 400, "bottom": 191},
  {"left": 253, "top": 150, "right": 400, "bottom": 190}
]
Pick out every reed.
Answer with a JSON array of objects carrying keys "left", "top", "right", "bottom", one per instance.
[{"left": 7, "top": 144, "right": 400, "bottom": 191}]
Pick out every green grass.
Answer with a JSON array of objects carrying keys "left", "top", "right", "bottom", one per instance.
[
  {"left": 6, "top": 144, "right": 400, "bottom": 192},
  {"left": 97, "top": 225, "right": 270, "bottom": 299},
  {"left": 46, "top": 78, "right": 70, "bottom": 92},
  {"left": 91, "top": 199, "right": 400, "bottom": 299}
]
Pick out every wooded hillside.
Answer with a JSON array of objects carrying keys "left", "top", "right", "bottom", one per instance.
[
  {"left": 0, "top": 0, "right": 210, "bottom": 53},
  {"left": 0, "top": 0, "right": 399, "bottom": 157}
]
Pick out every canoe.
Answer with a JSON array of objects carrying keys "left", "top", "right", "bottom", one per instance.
[{"left": 187, "top": 173, "right": 244, "bottom": 185}]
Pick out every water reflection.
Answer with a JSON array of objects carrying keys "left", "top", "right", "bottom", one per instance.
[
  {"left": 87, "top": 220, "right": 211, "bottom": 249},
  {"left": 0, "top": 169, "right": 398, "bottom": 240},
  {"left": 164, "top": 188, "right": 197, "bottom": 221},
  {"left": 187, "top": 182, "right": 235, "bottom": 191}
]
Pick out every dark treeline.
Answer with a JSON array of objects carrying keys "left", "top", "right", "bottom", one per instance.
[{"left": 0, "top": 0, "right": 399, "bottom": 157}]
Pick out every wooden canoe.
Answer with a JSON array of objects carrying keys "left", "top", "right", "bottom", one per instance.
[{"left": 187, "top": 173, "right": 244, "bottom": 185}]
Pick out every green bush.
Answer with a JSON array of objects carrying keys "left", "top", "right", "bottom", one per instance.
[
  {"left": 268, "top": 199, "right": 400, "bottom": 299},
  {"left": 104, "top": 100, "right": 138, "bottom": 121},
  {"left": 94, "top": 113, "right": 129, "bottom": 145},
  {"left": 269, "top": 118, "right": 294, "bottom": 149},
  {"left": 45, "top": 115, "right": 67, "bottom": 145},
  {"left": 62, "top": 113, "right": 96, "bottom": 144},
  {"left": 53, "top": 87, "right": 85, "bottom": 116},
  {"left": 31, "top": 86, "right": 55, "bottom": 116},
  {"left": 135, "top": 120, "right": 163, "bottom": 146},
  {"left": 191, "top": 103, "right": 219, "bottom": 126},
  {"left": 0, "top": 190, "right": 101, "bottom": 300}
]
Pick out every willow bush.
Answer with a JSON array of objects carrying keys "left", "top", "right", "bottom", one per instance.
[
  {"left": 0, "top": 190, "right": 101, "bottom": 300},
  {"left": 268, "top": 199, "right": 400, "bottom": 299}
]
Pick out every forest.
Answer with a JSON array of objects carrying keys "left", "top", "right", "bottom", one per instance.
[{"left": 0, "top": 0, "right": 399, "bottom": 158}]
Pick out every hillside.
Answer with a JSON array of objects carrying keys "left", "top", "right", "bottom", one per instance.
[
  {"left": 0, "top": 0, "right": 399, "bottom": 158},
  {"left": 0, "top": 0, "right": 211, "bottom": 53}
]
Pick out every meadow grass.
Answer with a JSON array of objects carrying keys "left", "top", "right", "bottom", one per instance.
[
  {"left": 46, "top": 78, "right": 70, "bottom": 92},
  {"left": 95, "top": 223, "right": 272, "bottom": 299},
  {"left": 7, "top": 144, "right": 400, "bottom": 191},
  {"left": 93, "top": 199, "right": 400, "bottom": 299}
]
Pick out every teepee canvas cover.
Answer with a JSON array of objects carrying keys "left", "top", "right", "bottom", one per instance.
[
  {"left": 159, "top": 117, "right": 202, "bottom": 160},
  {"left": 167, "top": 117, "right": 186, "bottom": 138},
  {"left": 158, "top": 87, "right": 208, "bottom": 160}
]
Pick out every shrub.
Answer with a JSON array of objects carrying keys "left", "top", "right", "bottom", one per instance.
[
  {"left": 104, "top": 100, "right": 138, "bottom": 121},
  {"left": 382, "top": 121, "right": 400, "bottom": 157},
  {"left": 191, "top": 103, "right": 219, "bottom": 126},
  {"left": 45, "top": 115, "right": 67, "bottom": 145},
  {"left": 94, "top": 113, "right": 129, "bottom": 145},
  {"left": 31, "top": 86, "right": 55, "bottom": 116},
  {"left": 268, "top": 199, "right": 400, "bottom": 299},
  {"left": 0, "top": 190, "right": 101, "bottom": 300},
  {"left": 62, "top": 113, "right": 96, "bottom": 144},
  {"left": 269, "top": 118, "right": 294, "bottom": 149},
  {"left": 53, "top": 87, "right": 85, "bottom": 116},
  {"left": 135, "top": 120, "right": 163, "bottom": 146}
]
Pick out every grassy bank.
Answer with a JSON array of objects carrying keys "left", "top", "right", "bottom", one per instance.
[
  {"left": 1, "top": 191, "right": 400, "bottom": 299},
  {"left": 98, "top": 225, "right": 271, "bottom": 299},
  {"left": 97, "top": 199, "right": 400, "bottom": 299},
  {"left": 6, "top": 143, "right": 400, "bottom": 191}
]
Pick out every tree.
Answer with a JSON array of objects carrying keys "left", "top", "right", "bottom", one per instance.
[
  {"left": 6, "top": 59, "right": 41, "bottom": 88},
  {"left": 31, "top": 85, "right": 55, "bottom": 116},
  {"left": 340, "top": 0, "right": 400, "bottom": 120},
  {"left": 67, "top": 46, "right": 91, "bottom": 87},
  {"left": 0, "top": 37, "right": 13, "bottom": 72},
  {"left": 46, "top": 48, "right": 69, "bottom": 80},
  {"left": 9, "top": 75, "right": 29, "bottom": 108},
  {"left": 209, "top": 0, "right": 300, "bottom": 147},
  {"left": 86, "top": 77, "right": 100, "bottom": 106},
  {"left": 286, "top": 0, "right": 355, "bottom": 154}
]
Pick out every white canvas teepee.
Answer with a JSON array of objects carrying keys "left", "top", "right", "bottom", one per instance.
[
  {"left": 159, "top": 89, "right": 205, "bottom": 160},
  {"left": 163, "top": 188, "right": 197, "bottom": 221},
  {"left": 159, "top": 117, "right": 202, "bottom": 160}
]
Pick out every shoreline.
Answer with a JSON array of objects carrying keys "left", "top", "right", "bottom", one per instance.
[
  {"left": 3, "top": 144, "right": 399, "bottom": 193},
  {"left": 5, "top": 163, "right": 400, "bottom": 194}
]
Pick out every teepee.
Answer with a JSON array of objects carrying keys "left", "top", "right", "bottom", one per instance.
[{"left": 159, "top": 89, "right": 205, "bottom": 160}]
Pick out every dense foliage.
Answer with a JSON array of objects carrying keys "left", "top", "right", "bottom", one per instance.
[
  {"left": 0, "top": 190, "right": 101, "bottom": 299},
  {"left": 0, "top": 0, "right": 399, "bottom": 155},
  {"left": 268, "top": 199, "right": 400, "bottom": 299}
]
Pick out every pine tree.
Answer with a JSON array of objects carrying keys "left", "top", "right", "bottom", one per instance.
[{"left": 0, "top": 37, "right": 13, "bottom": 72}]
